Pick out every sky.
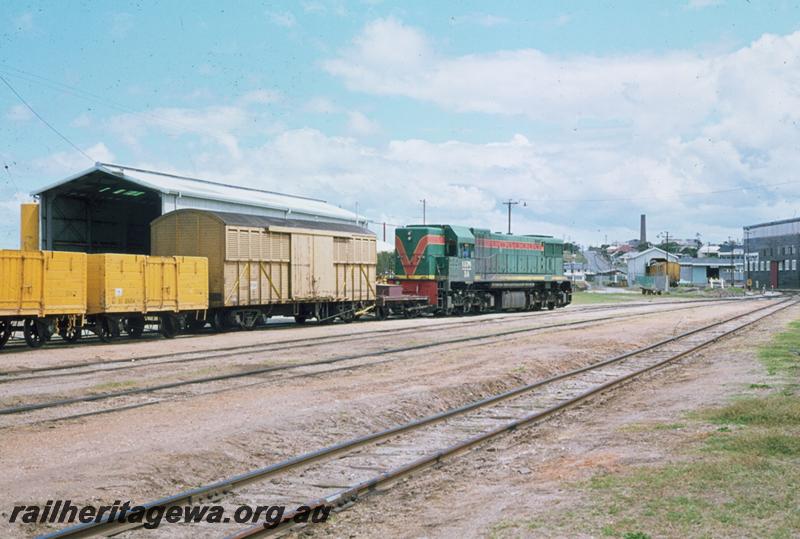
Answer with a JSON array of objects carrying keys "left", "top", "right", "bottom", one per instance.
[{"left": 2, "top": 0, "right": 800, "bottom": 248}]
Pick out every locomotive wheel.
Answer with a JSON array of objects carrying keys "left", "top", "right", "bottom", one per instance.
[
  {"left": 375, "top": 307, "right": 388, "bottom": 320},
  {"left": 159, "top": 314, "right": 179, "bottom": 339},
  {"left": 23, "top": 318, "right": 50, "bottom": 348},
  {"left": 547, "top": 302, "right": 556, "bottom": 311},
  {"left": 0, "top": 320, "right": 12, "bottom": 348},
  {"left": 294, "top": 315, "right": 307, "bottom": 324},
  {"left": 125, "top": 316, "right": 146, "bottom": 339},
  {"left": 97, "top": 316, "right": 120, "bottom": 343}
]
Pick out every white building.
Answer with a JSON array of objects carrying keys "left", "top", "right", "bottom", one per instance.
[{"left": 625, "top": 247, "right": 679, "bottom": 283}]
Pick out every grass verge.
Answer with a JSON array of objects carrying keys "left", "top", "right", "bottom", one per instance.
[
  {"left": 489, "top": 317, "right": 800, "bottom": 539},
  {"left": 571, "top": 291, "right": 645, "bottom": 305}
]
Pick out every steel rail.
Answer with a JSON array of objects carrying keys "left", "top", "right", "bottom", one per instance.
[
  {"left": 38, "top": 298, "right": 792, "bottom": 539},
  {"left": 226, "top": 296, "right": 796, "bottom": 539},
  {"left": 0, "top": 295, "right": 747, "bottom": 378},
  {"left": 0, "top": 297, "right": 754, "bottom": 386},
  {"left": 0, "top": 299, "right": 759, "bottom": 417}
]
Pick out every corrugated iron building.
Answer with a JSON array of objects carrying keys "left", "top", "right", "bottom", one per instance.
[
  {"left": 31, "top": 163, "right": 363, "bottom": 254},
  {"left": 743, "top": 218, "right": 800, "bottom": 289}
]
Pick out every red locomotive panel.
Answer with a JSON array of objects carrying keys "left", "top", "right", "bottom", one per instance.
[{"left": 397, "top": 280, "right": 438, "bottom": 306}]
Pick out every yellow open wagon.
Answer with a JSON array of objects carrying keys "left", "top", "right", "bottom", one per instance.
[
  {"left": 0, "top": 250, "right": 87, "bottom": 347},
  {"left": 86, "top": 253, "right": 208, "bottom": 340}
]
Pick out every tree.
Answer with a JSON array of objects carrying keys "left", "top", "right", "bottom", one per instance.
[
  {"left": 377, "top": 251, "right": 395, "bottom": 276},
  {"left": 681, "top": 246, "right": 698, "bottom": 258}
]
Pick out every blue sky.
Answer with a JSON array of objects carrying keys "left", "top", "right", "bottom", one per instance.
[{"left": 2, "top": 0, "right": 800, "bottom": 247}]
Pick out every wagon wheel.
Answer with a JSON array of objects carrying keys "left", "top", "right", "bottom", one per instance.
[
  {"left": 210, "top": 311, "right": 226, "bottom": 332},
  {"left": 316, "top": 304, "right": 333, "bottom": 325},
  {"left": 187, "top": 318, "right": 207, "bottom": 332},
  {"left": 23, "top": 318, "right": 50, "bottom": 348},
  {"left": 294, "top": 315, "right": 307, "bottom": 325},
  {"left": 125, "top": 316, "right": 146, "bottom": 339},
  {"left": 375, "top": 306, "right": 388, "bottom": 320},
  {"left": 159, "top": 314, "right": 179, "bottom": 339},
  {"left": 97, "top": 316, "right": 120, "bottom": 343},
  {"left": 0, "top": 320, "right": 12, "bottom": 349},
  {"left": 339, "top": 305, "right": 355, "bottom": 324},
  {"left": 240, "top": 311, "right": 260, "bottom": 330}
]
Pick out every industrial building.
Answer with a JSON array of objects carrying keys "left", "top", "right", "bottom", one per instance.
[
  {"left": 679, "top": 257, "right": 743, "bottom": 286},
  {"left": 743, "top": 217, "right": 800, "bottom": 289},
  {"left": 31, "top": 163, "right": 363, "bottom": 254},
  {"left": 624, "top": 247, "right": 679, "bottom": 284}
]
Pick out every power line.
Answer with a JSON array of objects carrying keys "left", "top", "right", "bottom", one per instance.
[
  {"left": 0, "top": 74, "right": 94, "bottom": 163},
  {"left": 3, "top": 162, "right": 20, "bottom": 191},
  {"left": 0, "top": 64, "right": 267, "bottom": 141}
]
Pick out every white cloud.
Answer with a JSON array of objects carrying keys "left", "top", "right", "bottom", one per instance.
[
  {"left": 317, "top": 20, "right": 800, "bottom": 240},
  {"left": 70, "top": 112, "right": 93, "bottom": 128},
  {"left": 554, "top": 14, "right": 571, "bottom": 26},
  {"left": 267, "top": 10, "right": 296, "bottom": 27},
  {"left": 26, "top": 21, "right": 800, "bottom": 246},
  {"left": 687, "top": 0, "right": 723, "bottom": 9},
  {"left": 346, "top": 111, "right": 379, "bottom": 135},
  {"left": 13, "top": 12, "right": 33, "bottom": 32},
  {"left": 454, "top": 13, "right": 510, "bottom": 27},
  {"left": 33, "top": 143, "right": 115, "bottom": 174},
  {"left": 108, "top": 105, "right": 256, "bottom": 159},
  {"left": 305, "top": 96, "right": 339, "bottom": 114},
  {"left": 327, "top": 18, "right": 432, "bottom": 78},
  {"left": 326, "top": 20, "right": 722, "bottom": 136},
  {"left": 109, "top": 12, "right": 135, "bottom": 37},
  {"left": 6, "top": 104, "right": 32, "bottom": 122},
  {"left": 239, "top": 89, "right": 281, "bottom": 105}
]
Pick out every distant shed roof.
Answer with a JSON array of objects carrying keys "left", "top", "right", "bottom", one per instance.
[{"left": 32, "top": 163, "right": 359, "bottom": 223}]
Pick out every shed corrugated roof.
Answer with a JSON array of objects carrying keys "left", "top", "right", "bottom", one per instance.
[
  {"left": 32, "top": 163, "right": 359, "bottom": 222},
  {"left": 164, "top": 209, "right": 374, "bottom": 236},
  {"left": 680, "top": 257, "right": 743, "bottom": 267}
]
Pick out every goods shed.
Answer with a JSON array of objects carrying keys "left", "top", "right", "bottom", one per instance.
[
  {"left": 31, "top": 163, "right": 361, "bottom": 254},
  {"left": 679, "top": 257, "right": 743, "bottom": 286}
]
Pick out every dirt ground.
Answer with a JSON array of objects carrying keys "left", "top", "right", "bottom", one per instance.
[
  {"left": 309, "top": 303, "right": 799, "bottom": 539},
  {"left": 0, "top": 298, "right": 787, "bottom": 538}
]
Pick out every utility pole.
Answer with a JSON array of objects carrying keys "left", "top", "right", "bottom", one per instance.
[
  {"left": 729, "top": 236, "right": 736, "bottom": 287},
  {"left": 744, "top": 228, "right": 750, "bottom": 289},
  {"left": 420, "top": 199, "right": 426, "bottom": 225},
  {"left": 503, "top": 199, "right": 520, "bottom": 235}
]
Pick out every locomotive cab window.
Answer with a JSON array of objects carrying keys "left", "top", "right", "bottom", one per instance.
[{"left": 446, "top": 240, "right": 458, "bottom": 257}]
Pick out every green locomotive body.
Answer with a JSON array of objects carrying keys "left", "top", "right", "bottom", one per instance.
[{"left": 395, "top": 224, "right": 572, "bottom": 314}]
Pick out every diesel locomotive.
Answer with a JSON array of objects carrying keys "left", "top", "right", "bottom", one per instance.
[{"left": 393, "top": 225, "right": 572, "bottom": 315}]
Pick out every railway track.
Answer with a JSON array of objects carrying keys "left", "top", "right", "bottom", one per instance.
[
  {"left": 0, "top": 298, "right": 763, "bottom": 424},
  {"left": 0, "top": 297, "right": 756, "bottom": 382},
  {"left": 0, "top": 295, "right": 753, "bottom": 356},
  {"left": 39, "top": 297, "right": 793, "bottom": 539}
]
